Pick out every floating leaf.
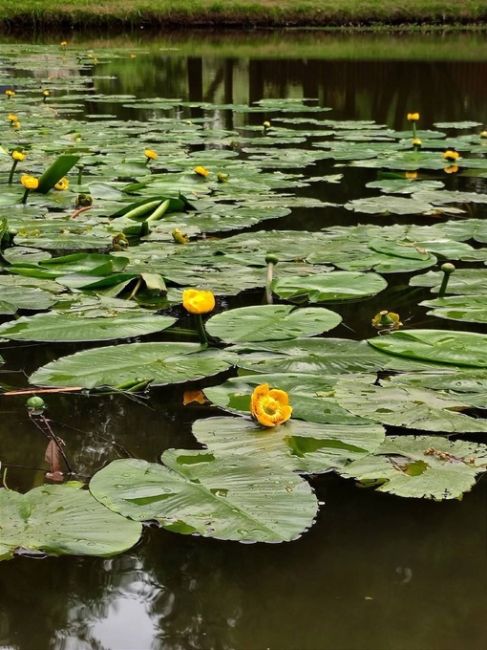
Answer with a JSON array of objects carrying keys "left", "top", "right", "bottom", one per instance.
[
  {"left": 340, "top": 436, "right": 487, "bottom": 500},
  {"left": 421, "top": 295, "right": 487, "bottom": 324},
  {"left": 0, "top": 484, "right": 142, "bottom": 561},
  {"left": 90, "top": 454, "right": 317, "bottom": 543},
  {"left": 273, "top": 272, "right": 387, "bottom": 303},
  {"left": 29, "top": 342, "right": 236, "bottom": 388},
  {"left": 192, "top": 416, "right": 385, "bottom": 474},
  {"left": 335, "top": 374, "right": 487, "bottom": 433},
  {"left": 368, "top": 329, "right": 487, "bottom": 368},
  {"left": 206, "top": 305, "right": 341, "bottom": 343}
]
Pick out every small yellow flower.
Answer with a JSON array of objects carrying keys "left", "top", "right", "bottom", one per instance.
[
  {"left": 182, "top": 289, "right": 215, "bottom": 315},
  {"left": 194, "top": 165, "right": 210, "bottom": 177},
  {"left": 250, "top": 384, "right": 293, "bottom": 428},
  {"left": 20, "top": 175, "right": 39, "bottom": 190},
  {"left": 412, "top": 137, "right": 422, "bottom": 146},
  {"left": 217, "top": 172, "right": 229, "bottom": 183},
  {"left": 371, "top": 310, "right": 403, "bottom": 331},
  {"left": 42, "top": 89, "right": 50, "bottom": 97},
  {"left": 444, "top": 164, "right": 459, "bottom": 174},
  {"left": 405, "top": 171, "right": 418, "bottom": 180},
  {"left": 263, "top": 120, "right": 271, "bottom": 128},
  {"left": 443, "top": 149, "right": 460, "bottom": 162},
  {"left": 5, "top": 89, "right": 15, "bottom": 98},
  {"left": 407, "top": 112, "right": 420, "bottom": 121},
  {"left": 7, "top": 113, "right": 17, "bottom": 122},
  {"left": 11, "top": 120, "right": 21, "bottom": 129},
  {"left": 130, "top": 53, "right": 137, "bottom": 59},
  {"left": 172, "top": 228, "right": 189, "bottom": 245},
  {"left": 11, "top": 150, "right": 26, "bottom": 162},
  {"left": 144, "top": 148, "right": 158, "bottom": 160},
  {"left": 480, "top": 130, "right": 487, "bottom": 138},
  {"left": 54, "top": 177, "right": 69, "bottom": 191},
  {"left": 60, "top": 41, "right": 68, "bottom": 48}
]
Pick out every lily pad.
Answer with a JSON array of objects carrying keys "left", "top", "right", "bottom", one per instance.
[
  {"left": 368, "top": 329, "right": 487, "bottom": 368},
  {"left": 0, "top": 484, "right": 142, "bottom": 561},
  {"left": 205, "top": 305, "right": 341, "bottom": 343},
  {"left": 29, "top": 342, "right": 236, "bottom": 389},
  {"left": 340, "top": 436, "right": 487, "bottom": 500},
  {"left": 421, "top": 295, "right": 487, "bottom": 324},
  {"left": 273, "top": 272, "right": 387, "bottom": 303},
  {"left": 89, "top": 453, "right": 317, "bottom": 543},
  {"left": 335, "top": 374, "right": 487, "bottom": 433}
]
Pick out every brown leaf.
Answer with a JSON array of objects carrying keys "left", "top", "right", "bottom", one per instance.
[
  {"left": 44, "top": 439, "right": 63, "bottom": 474},
  {"left": 183, "top": 390, "right": 208, "bottom": 406}
]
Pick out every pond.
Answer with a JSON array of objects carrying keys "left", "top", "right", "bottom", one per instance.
[{"left": 0, "top": 30, "right": 486, "bottom": 650}]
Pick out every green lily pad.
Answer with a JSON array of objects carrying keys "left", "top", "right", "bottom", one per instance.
[
  {"left": 206, "top": 305, "right": 341, "bottom": 343},
  {"left": 335, "top": 374, "right": 487, "bottom": 433},
  {"left": 29, "top": 342, "right": 236, "bottom": 389},
  {"left": 368, "top": 329, "right": 487, "bottom": 368},
  {"left": 421, "top": 295, "right": 487, "bottom": 324},
  {"left": 0, "top": 484, "right": 142, "bottom": 561},
  {"left": 192, "top": 416, "right": 385, "bottom": 474},
  {"left": 89, "top": 453, "right": 317, "bottom": 543},
  {"left": 273, "top": 272, "right": 387, "bottom": 303},
  {"left": 340, "top": 436, "right": 487, "bottom": 500}
]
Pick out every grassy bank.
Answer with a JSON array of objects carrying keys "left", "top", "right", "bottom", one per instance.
[{"left": 1, "top": 0, "right": 487, "bottom": 29}]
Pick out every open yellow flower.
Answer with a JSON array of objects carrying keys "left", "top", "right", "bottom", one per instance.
[
  {"left": 5, "top": 89, "right": 15, "bottom": 98},
  {"left": 405, "top": 171, "right": 418, "bottom": 180},
  {"left": 42, "top": 89, "right": 50, "bottom": 97},
  {"left": 144, "top": 148, "right": 158, "bottom": 160},
  {"left": 11, "top": 150, "right": 26, "bottom": 162},
  {"left": 443, "top": 149, "right": 460, "bottom": 161},
  {"left": 371, "top": 310, "right": 402, "bottom": 330},
  {"left": 182, "top": 289, "right": 215, "bottom": 315},
  {"left": 412, "top": 137, "right": 422, "bottom": 146},
  {"left": 54, "top": 177, "right": 69, "bottom": 191},
  {"left": 250, "top": 384, "right": 293, "bottom": 428},
  {"left": 444, "top": 164, "right": 459, "bottom": 174},
  {"left": 407, "top": 112, "right": 420, "bottom": 121},
  {"left": 194, "top": 165, "right": 210, "bottom": 177},
  {"left": 7, "top": 113, "right": 17, "bottom": 122},
  {"left": 60, "top": 41, "right": 68, "bottom": 48},
  {"left": 12, "top": 120, "right": 20, "bottom": 129},
  {"left": 20, "top": 175, "right": 39, "bottom": 190}
]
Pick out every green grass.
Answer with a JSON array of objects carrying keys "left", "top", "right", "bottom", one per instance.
[{"left": 1, "top": 0, "right": 487, "bottom": 28}]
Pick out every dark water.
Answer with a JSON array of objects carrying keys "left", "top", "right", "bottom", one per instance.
[{"left": 1, "top": 32, "right": 487, "bottom": 650}]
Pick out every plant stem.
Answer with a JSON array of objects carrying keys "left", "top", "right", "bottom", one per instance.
[
  {"left": 265, "top": 261, "right": 274, "bottom": 304},
  {"left": 8, "top": 159, "right": 18, "bottom": 184},
  {"left": 195, "top": 314, "right": 208, "bottom": 346},
  {"left": 21, "top": 188, "right": 30, "bottom": 205}
]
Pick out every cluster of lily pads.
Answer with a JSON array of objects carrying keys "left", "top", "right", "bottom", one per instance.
[{"left": 0, "top": 44, "right": 486, "bottom": 561}]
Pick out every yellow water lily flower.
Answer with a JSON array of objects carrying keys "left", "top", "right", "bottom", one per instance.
[
  {"left": 20, "top": 175, "right": 39, "bottom": 190},
  {"left": 11, "top": 150, "right": 26, "bottom": 162},
  {"left": 412, "top": 137, "right": 422, "bottom": 146},
  {"left": 444, "top": 164, "right": 459, "bottom": 174},
  {"left": 54, "top": 177, "right": 69, "bottom": 191},
  {"left": 60, "top": 41, "right": 68, "bottom": 48},
  {"left": 407, "top": 112, "right": 420, "bottom": 121},
  {"left": 144, "top": 148, "right": 158, "bottom": 160},
  {"left": 263, "top": 120, "right": 271, "bottom": 128},
  {"left": 182, "top": 289, "right": 215, "bottom": 315},
  {"left": 480, "top": 130, "right": 487, "bottom": 138},
  {"left": 250, "top": 384, "right": 293, "bottom": 428},
  {"left": 405, "top": 171, "right": 418, "bottom": 180},
  {"left": 371, "top": 310, "right": 403, "bottom": 330},
  {"left": 11, "top": 120, "right": 20, "bottom": 129},
  {"left": 443, "top": 149, "right": 460, "bottom": 161},
  {"left": 7, "top": 113, "right": 17, "bottom": 122},
  {"left": 42, "top": 89, "right": 50, "bottom": 97},
  {"left": 172, "top": 228, "right": 189, "bottom": 245},
  {"left": 5, "top": 89, "right": 15, "bottom": 98},
  {"left": 194, "top": 165, "right": 210, "bottom": 177}
]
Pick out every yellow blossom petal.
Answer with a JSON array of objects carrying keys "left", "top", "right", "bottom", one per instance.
[
  {"left": 20, "top": 175, "right": 39, "bottom": 190},
  {"left": 182, "top": 289, "right": 215, "bottom": 315}
]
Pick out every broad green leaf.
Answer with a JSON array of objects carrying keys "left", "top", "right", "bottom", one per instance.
[
  {"left": 421, "top": 295, "right": 487, "bottom": 324},
  {"left": 37, "top": 154, "right": 81, "bottom": 193},
  {"left": 410, "top": 269, "right": 487, "bottom": 295},
  {"left": 335, "top": 374, "right": 487, "bottom": 433},
  {"left": 0, "top": 308, "right": 176, "bottom": 342},
  {"left": 206, "top": 305, "right": 341, "bottom": 343},
  {"left": 29, "top": 342, "right": 236, "bottom": 388},
  {"left": 0, "top": 484, "right": 142, "bottom": 561},
  {"left": 192, "top": 416, "right": 385, "bottom": 474},
  {"left": 90, "top": 454, "right": 317, "bottom": 543},
  {"left": 340, "top": 436, "right": 487, "bottom": 500},
  {"left": 273, "top": 272, "right": 387, "bottom": 303},
  {"left": 204, "top": 374, "right": 372, "bottom": 425},
  {"left": 368, "top": 330, "right": 487, "bottom": 368}
]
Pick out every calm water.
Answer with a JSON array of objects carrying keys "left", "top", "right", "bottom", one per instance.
[{"left": 0, "top": 31, "right": 486, "bottom": 650}]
